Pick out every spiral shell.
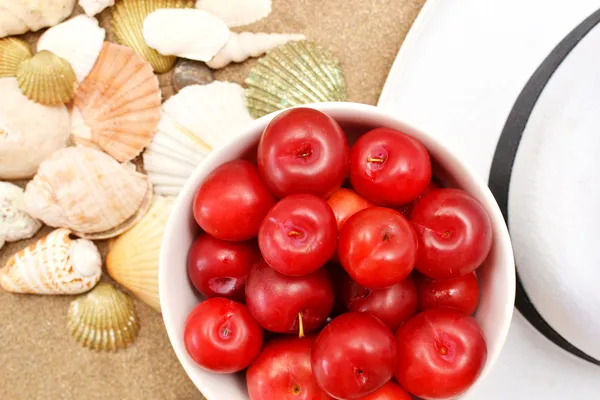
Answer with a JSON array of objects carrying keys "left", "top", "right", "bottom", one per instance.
[
  {"left": 0, "top": 38, "right": 32, "bottom": 78},
  {"left": 16, "top": 50, "right": 76, "bottom": 105},
  {"left": 68, "top": 282, "right": 139, "bottom": 351}
]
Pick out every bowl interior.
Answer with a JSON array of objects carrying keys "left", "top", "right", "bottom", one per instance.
[{"left": 159, "top": 102, "right": 515, "bottom": 400}]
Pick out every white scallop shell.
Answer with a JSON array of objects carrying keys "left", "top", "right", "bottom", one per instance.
[
  {"left": 142, "top": 8, "right": 230, "bottom": 62},
  {"left": 0, "top": 228, "right": 102, "bottom": 295},
  {"left": 207, "top": 32, "right": 306, "bottom": 69},
  {"left": 0, "top": 182, "right": 42, "bottom": 250},
  {"left": 36, "top": 15, "right": 106, "bottom": 83},
  {"left": 0, "top": 0, "right": 77, "bottom": 38},
  {"left": 143, "top": 81, "right": 253, "bottom": 195},
  {"left": 0, "top": 78, "right": 70, "bottom": 180},
  {"left": 78, "top": 0, "right": 115, "bottom": 17},
  {"left": 195, "top": 0, "right": 272, "bottom": 28}
]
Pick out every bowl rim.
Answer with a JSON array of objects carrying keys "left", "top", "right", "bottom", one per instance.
[{"left": 159, "top": 101, "right": 516, "bottom": 400}]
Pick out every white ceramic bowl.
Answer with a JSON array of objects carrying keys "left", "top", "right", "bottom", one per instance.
[{"left": 160, "top": 102, "right": 516, "bottom": 400}]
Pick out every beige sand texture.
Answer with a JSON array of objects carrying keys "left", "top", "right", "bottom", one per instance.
[{"left": 0, "top": 0, "right": 425, "bottom": 398}]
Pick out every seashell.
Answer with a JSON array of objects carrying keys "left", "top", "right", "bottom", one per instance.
[
  {"left": 71, "top": 42, "right": 161, "bottom": 162},
  {"left": 143, "top": 81, "right": 253, "bottom": 195},
  {"left": 106, "top": 196, "right": 175, "bottom": 312},
  {"left": 0, "top": 78, "right": 70, "bottom": 180},
  {"left": 195, "top": 0, "right": 272, "bottom": 28},
  {"left": 37, "top": 15, "right": 106, "bottom": 83},
  {"left": 0, "top": 38, "right": 32, "bottom": 78},
  {"left": 245, "top": 41, "right": 348, "bottom": 119},
  {"left": 143, "top": 8, "right": 230, "bottom": 62},
  {"left": 173, "top": 59, "right": 214, "bottom": 92},
  {"left": 68, "top": 282, "right": 139, "bottom": 351},
  {"left": 0, "top": 228, "right": 102, "bottom": 295},
  {"left": 0, "top": 0, "right": 76, "bottom": 38},
  {"left": 16, "top": 50, "right": 77, "bottom": 106},
  {"left": 79, "top": 0, "right": 115, "bottom": 17},
  {"left": 24, "top": 147, "right": 153, "bottom": 240},
  {"left": 112, "top": 0, "right": 195, "bottom": 73},
  {"left": 207, "top": 32, "right": 306, "bottom": 69},
  {"left": 0, "top": 182, "right": 42, "bottom": 250}
]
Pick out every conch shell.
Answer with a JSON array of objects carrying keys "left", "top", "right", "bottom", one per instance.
[
  {"left": 0, "top": 38, "right": 33, "bottom": 78},
  {"left": 79, "top": 0, "right": 115, "bottom": 17},
  {"left": 0, "top": 0, "right": 76, "bottom": 38},
  {"left": 0, "top": 77, "right": 70, "bottom": 180},
  {"left": 107, "top": 196, "right": 175, "bottom": 312},
  {"left": 207, "top": 32, "right": 306, "bottom": 69},
  {"left": 68, "top": 282, "right": 139, "bottom": 351},
  {"left": 24, "top": 147, "right": 153, "bottom": 240},
  {"left": 0, "top": 182, "right": 42, "bottom": 250},
  {"left": 142, "top": 8, "right": 230, "bottom": 62},
  {"left": 0, "top": 228, "right": 102, "bottom": 295}
]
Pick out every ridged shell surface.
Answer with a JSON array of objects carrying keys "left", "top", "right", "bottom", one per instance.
[
  {"left": 71, "top": 42, "right": 161, "bottom": 162},
  {"left": 195, "top": 0, "right": 272, "bottom": 28},
  {"left": 112, "top": 0, "right": 195, "bottom": 73},
  {"left": 245, "top": 40, "right": 347, "bottom": 118},
  {"left": 0, "top": 38, "right": 32, "bottom": 78},
  {"left": 24, "top": 147, "right": 153, "bottom": 240},
  {"left": 0, "top": 78, "right": 70, "bottom": 180},
  {"left": 143, "top": 81, "right": 253, "bottom": 195},
  {"left": 106, "top": 196, "right": 175, "bottom": 312},
  {"left": 0, "top": 228, "right": 102, "bottom": 295},
  {"left": 0, "top": 182, "right": 42, "bottom": 250},
  {"left": 68, "top": 282, "right": 139, "bottom": 351},
  {"left": 0, "top": 0, "right": 76, "bottom": 38},
  {"left": 16, "top": 50, "right": 77, "bottom": 105},
  {"left": 37, "top": 15, "right": 106, "bottom": 83}
]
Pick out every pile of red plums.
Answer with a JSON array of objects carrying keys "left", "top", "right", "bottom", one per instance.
[{"left": 184, "top": 108, "right": 493, "bottom": 400}]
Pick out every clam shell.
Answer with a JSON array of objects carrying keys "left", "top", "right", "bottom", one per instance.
[
  {"left": 0, "top": 0, "right": 76, "bottom": 38},
  {"left": 142, "top": 8, "right": 230, "bottom": 62},
  {"left": 195, "top": 0, "right": 272, "bottom": 28},
  {"left": 24, "top": 147, "right": 153, "bottom": 240},
  {"left": 0, "top": 228, "right": 102, "bottom": 295},
  {"left": 173, "top": 59, "right": 214, "bottom": 92},
  {"left": 112, "top": 0, "right": 195, "bottom": 73},
  {"left": 37, "top": 15, "right": 106, "bottom": 83},
  {"left": 245, "top": 40, "right": 348, "bottom": 119},
  {"left": 143, "top": 81, "right": 253, "bottom": 195},
  {"left": 71, "top": 42, "right": 162, "bottom": 162},
  {"left": 106, "top": 196, "right": 175, "bottom": 312},
  {"left": 79, "top": 0, "right": 115, "bottom": 17},
  {"left": 0, "top": 182, "right": 42, "bottom": 250},
  {"left": 16, "top": 50, "right": 77, "bottom": 106},
  {"left": 0, "top": 78, "right": 70, "bottom": 180},
  {"left": 0, "top": 38, "right": 32, "bottom": 78},
  {"left": 68, "top": 282, "right": 139, "bottom": 351}
]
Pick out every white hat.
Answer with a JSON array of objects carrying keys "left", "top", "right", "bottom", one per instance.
[{"left": 379, "top": 0, "right": 600, "bottom": 398}]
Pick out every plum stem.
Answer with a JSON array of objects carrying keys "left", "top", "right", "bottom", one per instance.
[
  {"left": 288, "top": 231, "right": 302, "bottom": 238},
  {"left": 367, "top": 157, "right": 385, "bottom": 163},
  {"left": 298, "top": 313, "right": 305, "bottom": 338}
]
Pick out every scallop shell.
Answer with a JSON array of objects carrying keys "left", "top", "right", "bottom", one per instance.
[
  {"left": 16, "top": 50, "right": 77, "bottom": 105},
  {"left": 245, "top": 41, "right": 348, "bottom": 119},
  {"left": 195, "top": 0, "right": 272, "bottom": 28},
  {"left": 68, "top": 282, "right": 139, "bottom": 351},
  {"left": 172, "top": 59, "right": 214, "bottom": 92},
  {"left": 0, "top": 38, "right": 32, "bottom": 78},
  {"left": 71, "top": 42, "right": 162, "bottom": 162},
  {"left": 0, "top": 0, "right": 76, "bottom": 38},
  {"left": 79, "top": 0, "right": 115, "bottom": 17},
  {"left": 0, "top": 228, "right": 102, "bottom": 295},
  {"left": 207, "top": 32, "right": 306, "bottom": 69},
  {"left": 24, "top": 147, "right": 153, "bottom": 240},
  {"left": 106, "top": 196, "right": 175, "bottom": 312},
  {"left": 0, "top": 78, "right": 70, "bottom": 180},
  {"left": 143, "top": 81, "right": 253, "bottom": 195},
  {"left": 112, "top": 0, "right": 195, "bottom": 73},
  {"left": 0, "top": 182, "right": 42, "bottom": 250},
  {"left": 37, "top": 15, "right": 106, "bottom": 83},
  {"left": 142, "top": 8, "right": 230, "bottom": 62}
]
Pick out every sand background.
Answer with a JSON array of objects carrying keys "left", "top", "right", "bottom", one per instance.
[{"left": 0, "top": 0, "right": 425, "bottom": 398}]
